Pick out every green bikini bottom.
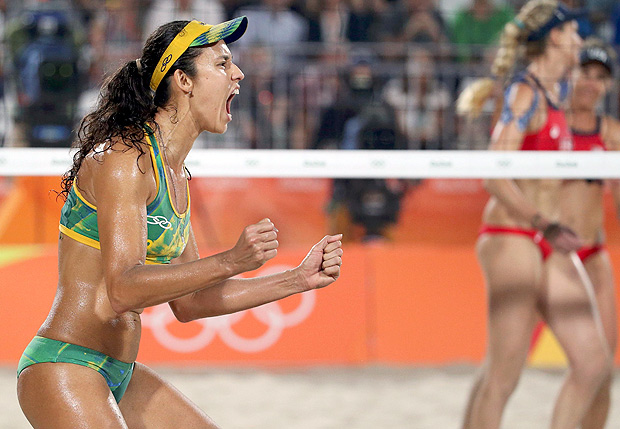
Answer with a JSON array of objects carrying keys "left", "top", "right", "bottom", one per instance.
[{"left": 17, "top": 336, "right": 134, "bottom": 403}]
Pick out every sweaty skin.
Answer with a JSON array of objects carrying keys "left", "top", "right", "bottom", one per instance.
[{"left": 17, "top": 36, "right": 344, "bottom": 429}]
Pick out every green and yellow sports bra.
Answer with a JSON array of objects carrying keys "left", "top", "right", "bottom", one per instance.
[{"left": 59, "top": 127, "right": 191, "bottom": 264}]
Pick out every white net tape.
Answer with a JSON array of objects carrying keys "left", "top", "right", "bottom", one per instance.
[{"left": 0, "top": 148, "right": 618, "bottom": 178}]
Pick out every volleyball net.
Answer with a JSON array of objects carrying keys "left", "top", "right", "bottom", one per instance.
[{"left": 0, "top": 148, "right": 618, "bottom": 178}]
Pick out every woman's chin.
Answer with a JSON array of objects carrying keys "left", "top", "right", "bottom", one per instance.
[{"left": 206, "top": 122, "right": 229, "bottom": 134}]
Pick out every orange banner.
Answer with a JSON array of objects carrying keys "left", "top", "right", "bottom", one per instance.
[
  {"left": 138, "top": 246, "right": 370, "bottom": 365},
  {"left": 3, "top": 244, "right": 620, "bottom": 366},
  {"left": 371, "top": 244, "right": 487, "bottom": 364},
  {"left": 0, "top": 177, "right": 619, "bottom": 367}
]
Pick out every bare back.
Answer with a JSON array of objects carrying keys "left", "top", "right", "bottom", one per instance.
[
  {"left": 483, "top": 178, "right": 563, "bottom": 227},
  {"left": 482, "top": 78, "right": 565, "bottom": 228}
]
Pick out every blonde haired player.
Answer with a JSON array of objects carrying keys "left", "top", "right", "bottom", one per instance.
[{"left": 458, "top": 1, "right": 613, "bottom": 428}]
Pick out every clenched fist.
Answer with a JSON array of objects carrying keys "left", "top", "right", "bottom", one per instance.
[
  {"left": 228, "top": 218, "right": 279, "bottom": 273},
  {"left": 295, "top": 234, "right": 343, "bottom": 292}
]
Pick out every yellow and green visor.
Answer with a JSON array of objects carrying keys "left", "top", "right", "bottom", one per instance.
[{"left": 150, "top": 16, "right": 248, "bottom": 92}]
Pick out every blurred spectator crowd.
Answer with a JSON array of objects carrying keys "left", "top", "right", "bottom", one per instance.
[{"left": 0, "top": 0, "right": 618, "bottom": 150}]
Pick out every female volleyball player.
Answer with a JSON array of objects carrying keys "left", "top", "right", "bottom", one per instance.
[
  {"left": 457, "top": 1, "right": 612, "bottom": 428},
  {"left": 16, "top": 17, "right": 343, "bottom": 428},
  {"left": 562, "top": 38, "right": 620, "bottom": 428}
]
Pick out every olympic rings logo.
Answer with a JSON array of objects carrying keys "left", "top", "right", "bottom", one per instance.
[
  {"left": 141, "top": 264, "right": 316, "bottom": 353},
  {"left": 147, "top": 215, "right": 172, "bottom": 230},
  {"left": 160, "top": 54, "right": 173, "bottom": 72}
]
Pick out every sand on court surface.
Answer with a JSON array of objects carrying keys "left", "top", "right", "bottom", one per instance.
[{"left": 2, "top": 366, "right": 620, "bottom": 428}]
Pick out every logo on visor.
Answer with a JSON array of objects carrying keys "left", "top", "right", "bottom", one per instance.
[{"left": 160, "top": 54, "right": 173, "bottom": 72}]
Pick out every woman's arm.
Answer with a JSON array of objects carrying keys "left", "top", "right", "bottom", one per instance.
[
  {"left": 604, "top": 116, "right": 620, "bottom": 219},
  {"left": 483, "top": 83, "right": 581, "bottom": 252},
  {"left": 94, "top": 146, "right": 279, "bottom": 315},
  {"left": 169, "top": 233, "right": 343, "bottom": 322},
  {"left": 483, "top": 82, "right": 543, "bottom": 225}
]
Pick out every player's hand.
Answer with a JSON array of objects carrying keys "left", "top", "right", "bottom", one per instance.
[
  {"left": 295, "top": 234, "right": 343, "bottom": 291},
  {"left": 543, "top": 223, "right": 583, "bottom": 254},
  {"left": 228, "top": 218, "right": 279, "bottom": 273}
]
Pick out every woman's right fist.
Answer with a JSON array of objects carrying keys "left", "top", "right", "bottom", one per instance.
[{"left": 229, "top": 218, "right": 279, "bottom": 272}]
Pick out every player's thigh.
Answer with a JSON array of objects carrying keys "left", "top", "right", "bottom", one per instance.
[
  {"left": 477, "top": 235, "right": 543, "bottom": 352},
  {"left": 17, "top": 362, "right": 127, "bottom": 429},
  {"left": 585, "top": 251, "right": 617, "bottom": 351},
  {"left": 119, "top": 362, "right": 220, "bottom": 429},
  {"left": 543, "top": 254, "right": 609, "bottom": 367}
]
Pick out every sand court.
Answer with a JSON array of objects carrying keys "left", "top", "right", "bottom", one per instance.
[{"left": 3, "top": 366, "right": 620, "bottom": 428}]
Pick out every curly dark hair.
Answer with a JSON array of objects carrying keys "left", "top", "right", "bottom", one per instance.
[{"left": 59, "top": 20, "right": 205, "bottom": 200}]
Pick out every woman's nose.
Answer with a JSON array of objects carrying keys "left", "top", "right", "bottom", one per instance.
[{"left": 232, "top": 63, "right": 245, "bottom": 81}]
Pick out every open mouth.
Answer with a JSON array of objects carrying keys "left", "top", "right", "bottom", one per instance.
[{"left": 226, "top": 89, "right": 239, "bottom": 115}]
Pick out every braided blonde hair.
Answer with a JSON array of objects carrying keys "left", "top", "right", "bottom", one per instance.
[{"left": 456, "top": 0, "right": 559, "bottom": 118}]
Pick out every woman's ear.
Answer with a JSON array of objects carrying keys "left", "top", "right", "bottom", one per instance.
[
  {"left": 548, "top": 26, "right": 563, "bottom": 48},
  {"left": 603, "top": 75, "right": 613, "bottom": 92},
  {"left": 172, "top": 69, "right": 193, "bottom": 96}
]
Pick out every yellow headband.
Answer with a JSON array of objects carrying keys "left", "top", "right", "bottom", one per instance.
[{"left": 149, "top": 21, "right": 209, "bottom": 92}]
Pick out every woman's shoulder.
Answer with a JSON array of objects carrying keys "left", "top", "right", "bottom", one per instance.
[
  {"left": 88, "top": 135, "right": 152, "bottom": 173},
  {"left": 504, "top": 80, "right": 539, "bottom": 116},
  {"left": 79, "top": 134, "right": 156, "bottom": 200}
]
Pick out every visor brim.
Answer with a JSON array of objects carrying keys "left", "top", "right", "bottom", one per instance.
[{"left": 189, "top": 16, "right": 248, "bottom": 47}]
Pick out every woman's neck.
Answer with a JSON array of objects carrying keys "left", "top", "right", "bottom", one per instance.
[
  {"left": 567, "top": 103, "right": 598, "bottom": 130},
  {"left": 527, "top": 55, "right": 567, "bottom": 96},
  {"left": 153, "top": 104, "right": 199, "bottom": 169},
  {"left": 569, "top": 101, "right": 597, "bottom": 115}
]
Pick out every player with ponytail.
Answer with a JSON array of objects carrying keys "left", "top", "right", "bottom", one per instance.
[
  {"left": 17, "top": 17, "right": 343, "bottom": 428},
  {"left": 459, "top": 2, "right": 613, "bottom": 428}
]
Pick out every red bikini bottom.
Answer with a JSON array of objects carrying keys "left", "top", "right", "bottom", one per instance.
[
  {"left": 478, "top": 225, "right": 553, "bottom": 260},
  {"left": 479, "top": 225, "right": 604, "bottom": 262}
]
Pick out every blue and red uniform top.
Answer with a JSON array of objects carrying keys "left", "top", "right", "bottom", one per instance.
[
  {"left": 571, "top": 116, "right": 606, "bottom": 151},
  {"left": 499, "top": 71, "right": 573, "bottom": 151}
]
